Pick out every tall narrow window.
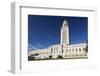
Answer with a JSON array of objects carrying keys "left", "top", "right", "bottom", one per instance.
[
  {"left": 72, "top": 48, "right": 74, "bottom": 52},
  {"left": 51, "top": 48, "right": 52, "bottom": 54},
  {"left": 76, "top": 48, "right": 78, "bottom": 52},
  {"left": 69, "top": 49, "right": 71, "bottom": 52},
  {"left": 79, "top": 48, "right": 81, "bottom": 51},
  {"left": 83, "top": 48, "right": 85, "bottom": 51}
]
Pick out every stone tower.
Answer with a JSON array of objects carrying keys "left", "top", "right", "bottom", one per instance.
[{"left": 61, "top": 19, "right": 69, "bottom": 45}]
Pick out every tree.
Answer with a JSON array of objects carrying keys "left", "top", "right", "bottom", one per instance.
[
  {"left": 85, "top": 45, "right": 88, "bottom": 53},
  {"left": 28, "top": 55, "right": 35, "bottom": 61},
  {"left": 57, "top": 55, "right": 63, "bottom": 59},
  {"left": 49, "top": 55, "right": 53, "bottom": 59},
  {"left": 85, "top": 40, "right": 88, "bottom": 53}
]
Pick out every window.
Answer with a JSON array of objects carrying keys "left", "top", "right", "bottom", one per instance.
[
  {"left": 83, "top": 48, "right": 85, "bottom": 51},
  {"left": 67, "top": 49, "right": 69, "bottom": 52},
  {"left": 79, "top": 48, "right": 81, "bottom": 51},
  {"left": 51, "top": 48, "right": 53, "bottom": 53},
  {"left": 56, "top": 48, "right": 58, "bottom": 53},
  {"left": 76, "top": 48, "right": 78, "bottom": 52},
  {"left": 72, "top": 54, "right": 74, "bottom": 56},
  {"left": 66, "top": 49, "right": 68, "bottom": 52},
  {"left": 62, "top": 50, "right": 64, "bottom": 53},
  {"left": 75, "top": 54, "right": 78, "bottom": 56},
  {"left": 69, "top": 49, "right": 71, "bottom": 52},
  {"left": 72, "top": 48, "right": 74, "bottom": 52}
]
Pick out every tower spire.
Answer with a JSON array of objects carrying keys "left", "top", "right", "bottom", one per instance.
[
  {"left": 61, "top": 18, "right": 69, "bottom": 45},
  {"left": 62, "top": 18, "right": 68, "bottom": 27}
]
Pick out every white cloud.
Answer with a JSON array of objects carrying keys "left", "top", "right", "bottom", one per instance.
[
  {"left": 28, "top": 43, "right": 38, "bottom": 51},
  {"left": 36, "top": 43, "right": 44, "bottom": 48}
]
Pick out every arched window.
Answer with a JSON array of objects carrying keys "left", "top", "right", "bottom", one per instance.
[
  {"left": 72, "top": 48, "right": 74, "bottom": 52},
  {"left": 76, "top": 48, "right": 78, "bottom": 52},
  {"left": 83, "top": 48, "right": 85, "bottom": 51},
  {"left": 79, "top": 48, "right": 81, "bottom": 51}
]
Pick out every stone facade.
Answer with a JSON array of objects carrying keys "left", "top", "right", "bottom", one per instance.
[{"left": 29, "top": 43, "right": 87, "bottom": 59}]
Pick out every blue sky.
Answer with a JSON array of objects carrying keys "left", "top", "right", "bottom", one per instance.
[{"left": 28, "top": 15, "right": 88, "bottom": 51}]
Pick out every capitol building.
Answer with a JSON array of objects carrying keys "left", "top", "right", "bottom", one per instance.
[{"left": 28, "top": 19, "right": 88, "bottom": 60}]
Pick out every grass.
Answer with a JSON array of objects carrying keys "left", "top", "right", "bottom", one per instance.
[{"left": 28, "top": 57, "right": 88, "bottom": 61}]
